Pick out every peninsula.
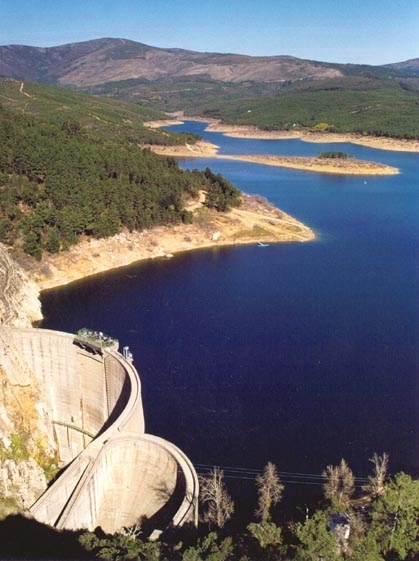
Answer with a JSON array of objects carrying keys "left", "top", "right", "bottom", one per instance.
[
  {"left": 204, "top": 121, "right": 419, "bottom": 153},
  {"left": 0, "top": 87, "right": 314, "bottom": 298},
  {"left": 146, "top": 120, "right": 401, "bottom": 175},
  {"left": 20, "top": 117, "right": 404, "bottom": 293},
  {"left": 149, "top": 142, "right": 398, "bottom": 175},
  {"left": 27, "top": 193, "right": 314, "bottom": 292}
]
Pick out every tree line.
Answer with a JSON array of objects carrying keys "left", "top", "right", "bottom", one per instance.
[
  {"left": 204, "top": 84, "right": 419, "bottom": 140},
  {"left": 318, "top": 151, "right": 351, "bottom": 160},
  {"left": 1, "top": 453, "right": 419, "bottom": 559},
  {"left": 77, "top": 454, "right": 419, "bottom": 560},
  {"left": 0, "top": 107, "right": 241, "bottom": 259}
]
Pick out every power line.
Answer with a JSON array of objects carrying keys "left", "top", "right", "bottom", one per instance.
[{"left": 194, "top": 463, "right": 370, "bottom": 487}]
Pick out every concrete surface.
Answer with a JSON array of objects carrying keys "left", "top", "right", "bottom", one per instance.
[{"left": 0, "top": 327, "right": 198, "bottom": 534}]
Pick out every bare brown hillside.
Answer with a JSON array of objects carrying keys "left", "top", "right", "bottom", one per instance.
[{"left": 0, "top": 37, "right": 343, "bottom": 86}]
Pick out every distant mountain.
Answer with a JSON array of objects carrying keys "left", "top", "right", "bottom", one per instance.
[
  {"left": 1, "top": 38, "right": 416, "bottom": 89},
  {"left": 1, "top": 38, "right": 418, "bottom": 138},
  {"left": 0, "top": 37, "right": 367, "bottom": 87},
  {"left": 384, "top": 58, "right": 419, "bottom": 77}
]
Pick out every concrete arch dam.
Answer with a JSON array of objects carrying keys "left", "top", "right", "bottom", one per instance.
[{"left": 1, "top": 327, "right": 198, "bottom": 534}]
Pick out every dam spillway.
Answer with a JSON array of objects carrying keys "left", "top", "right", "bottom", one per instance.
[{"left": 0, "top": 327, "right": 198, "bottom": 534}]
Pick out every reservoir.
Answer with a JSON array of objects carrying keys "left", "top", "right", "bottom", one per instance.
[{"left": 40, "top": 122, "right": 419, "bottom": 518}]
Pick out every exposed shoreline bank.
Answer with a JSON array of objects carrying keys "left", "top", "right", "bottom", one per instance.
[
  {"left": 24, "top": 118, "right": 411, "bottom": 293},
  {"left": 149, "top": 142, "right": 398, "bottom": 175},
  {"left": 221, "top": 154, "right": 398, "bottom": 175},
  {"left": 150, "top": 117, "right": 419, "bottom": 153},
  {"left": 27, "top": 194, "right": 314, "bottom": 292},
  {"left": 205, "top": 121, "right": 419, "bottom": 153},
  {"left": 146, "top": 119, "right": 402, "bottom": 174}
]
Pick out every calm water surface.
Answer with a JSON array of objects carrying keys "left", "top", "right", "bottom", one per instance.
[{"left": 41, "top": 122, "right": 419, "bottom": 516}]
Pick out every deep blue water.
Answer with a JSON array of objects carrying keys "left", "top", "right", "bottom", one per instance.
[{"left": 40, "top": 122, "right": 419, "bottom": 518}]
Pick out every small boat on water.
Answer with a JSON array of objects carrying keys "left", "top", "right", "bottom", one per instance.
[{"left": 257, "top": 241, "right": 270, "bottom": 247}]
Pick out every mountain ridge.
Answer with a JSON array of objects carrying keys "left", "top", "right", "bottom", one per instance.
[
  {"left": 1, "top": 38, "right": 418, "bottom": 138},
  {"left": 2, "top": 37, "right": 416, "bottom": 88}
]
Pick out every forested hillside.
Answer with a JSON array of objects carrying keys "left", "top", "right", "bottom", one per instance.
[
  {"left": 1, "top": 39, "right": 418, "bottom": 140},
  {"left": 0, "top": 78, "right": 194, "bottom": 145},
  {"left": 0, "top": 88, "right": 241, "bottom": 260},
  {"left": 197, "top": 77, "right": 419, "bottom": 139}
]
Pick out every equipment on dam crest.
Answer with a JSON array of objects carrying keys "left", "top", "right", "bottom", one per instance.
[
  {"left": 0, "top": 326, "right": 199, "bottom": 535},
  {"left": 123, "top": 345, "right": 134, "bottom": 362},
  {"left": 75, "top": 327, "right": 119, "bottom": 351}
]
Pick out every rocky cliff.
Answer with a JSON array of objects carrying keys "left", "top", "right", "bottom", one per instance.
[
  {"left": 0, "top": 245, "right": 48, "bottom": 516},
  {"left": 0, "top": 346, "right": 57, "bottom": 517},
  {"left": 0, "top": 244, "right": 42, "bottom": 328}
]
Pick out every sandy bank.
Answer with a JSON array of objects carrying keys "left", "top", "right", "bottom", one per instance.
[
  {"left": 146, "top": 140, "right": 398, "bottom": 175},
  {"left": 146, "top": 118, "right": 401, "bottom": 173},
  {"left": 147, "top": 117, "right": 418, "bottom": 153},
  {"left": 204, "top": 122, "right": 419, "bottom": 153},
  {"left": 27, "top": 194, "right": 314, "bottom": 292},
  {"left": 223, "top": 154, "right": 398, "bottom": 175},
  {"left": 149, "top": 140, "right": 219, "bottom": 158}
]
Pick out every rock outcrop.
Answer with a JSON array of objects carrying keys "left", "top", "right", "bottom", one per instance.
[
  {"left": 0, "top": 244, "right": 42, "bottom": 328},
  {"left": 0, "top": 363, "right": 54, "bottom": 516},
  {"left": 0, "top": 458, "right": 47, "bottom": 515},
  {"left": 0, "top": 244, "right": 47, "bottom": 515}
]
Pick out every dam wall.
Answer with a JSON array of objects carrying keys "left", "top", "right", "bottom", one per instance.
[
  {"left": 3, "top": 328, "right": 145, "bottom": 463},
  {"left": 57, "top": 435, "right": 184, "bottom": 533},
  {"left": 0, "top": 327, "right": 198, "bottom": 533}
]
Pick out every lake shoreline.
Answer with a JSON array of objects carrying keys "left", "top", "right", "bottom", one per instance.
[
  {"left": 28, "top": 194, "right": 314, "bottom": 292},
  {"left": 149, "top": 142, "right": 398, "bottom": 175},
  {"left": 27, "top": 118, "right": 407, "bottom": 292},
  {"left": 148, "top": 116, "right": 419, "bottom": 153},
  {"left": 146, "top": 119, "right": 401, "bottom": 174},
  {"left": 206, "top": 121, "right": 419, "bottom": 152}
]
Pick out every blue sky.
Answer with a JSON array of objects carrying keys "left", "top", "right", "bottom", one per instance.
[{"left": 1, "top": 0, "right": 418, "bottom": 65}]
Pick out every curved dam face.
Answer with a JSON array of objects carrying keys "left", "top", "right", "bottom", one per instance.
[{"left": 0, "top": 327, "right": 198, "bottom": 534}]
